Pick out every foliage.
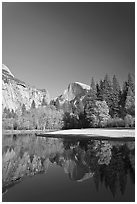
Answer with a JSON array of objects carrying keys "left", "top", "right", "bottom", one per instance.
[
  {"left": 31, "top": 100, "right": 36, "bottom": 109},
  {"left": 3, "top": 134, "right": 134, "bottom": 197},
  {"left": 127, "top": 73, "right": 135, "bottom": 94},
  {"left": 94, "top": 101, "right": 110, "bottom": 127},
  {"left": 63, "top": 112, "right": 79, "bottom": 129},
  {"left": 124, "top": 114, "right": 135, "bottom": 128},
  {"left": 41, "top": 97, "right": 47, "bottom": 106},
  {"left": 21, "top": 104, "right": 26, "bottom": 116},
  {"left": 100, "top": 75, "right": 113, "bottom": 106},
  {"left": 3, "top": 105, "right": 64, "bottom": 130},
  {"left": 125, "top": 87, "right": 135, "bottom": 116},
  {"left": 2, "top": 73, "right": 135, "bottom": 130},
  {"left": 96, "top": 80, "right": 104, "bottom": 100},
  {"left": 3, "top": 108, "right": 17, "bottom": 118},
  {"left": 2, "top": 118, "right": 14, "bottom": 130},
  {"left": 84, "top": 99, "right": 110, "bottom": 127},
  {"left": 90, "top": 77, "right": 97, "bottom": 99},
  {"left": 106, "top": 117, "right": 125, "bottom": 128},
  {"left": 84, "top": 94, "right": 96, "bottom": 127},
  {"left": 119, "top": 81, "right": 128, "bottom": 118},
  {"left": 119, "top": 74, "right": 135, "bottom": 118},
  {"left": 111, "top": 75, "right": 121, "bottom": 117}
]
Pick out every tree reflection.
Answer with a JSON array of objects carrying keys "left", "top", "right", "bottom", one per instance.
[{"left": 2, "top": 134, "right": 135, "bottom": 197}]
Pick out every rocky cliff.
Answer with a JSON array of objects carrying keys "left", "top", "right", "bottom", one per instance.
[
  {"left": 2, "top": 64, "right": 50, "bottom": 111},
  {"left": 51, "top": 82, "right": 90, "bottom": 111}
]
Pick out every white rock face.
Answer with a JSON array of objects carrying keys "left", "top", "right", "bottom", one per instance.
[
  {"left": 2, "top": 64, "right": 14, "bottom": 77},
  {"left": 2, "top": 64, "right": 50, "bottom": 111},
  {"left": 53, "top": 82, "right": 90, "bottom": 105},
  {"left": 75, "top": 82, "right": 90, "bottom": 90}
]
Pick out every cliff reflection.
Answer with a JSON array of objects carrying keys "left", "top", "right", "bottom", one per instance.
[{"left": 2, "top": 134, "right": 135, "bottom": 197}]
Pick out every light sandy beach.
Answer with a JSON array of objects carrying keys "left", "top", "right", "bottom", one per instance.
[{"left": 47, "top": 128, "right": 135, "bottom": 138}]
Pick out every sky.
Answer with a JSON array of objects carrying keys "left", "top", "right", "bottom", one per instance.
[{"left": 2, "top": 2, "right": 135, "bottom": 99}]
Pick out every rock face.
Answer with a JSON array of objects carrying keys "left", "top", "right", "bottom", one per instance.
[
  {"left": 2, "top": 64, "right": 50, "bottom": 111},
  {"left": 58, "top": 82, "right": 90, "bottom": 102},
  {"left": 51, "top": 82, "right": 90, "bottom": 110}
]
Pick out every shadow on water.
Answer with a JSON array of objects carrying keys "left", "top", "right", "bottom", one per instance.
[{"left": 2, "top": 133, "right": 135, "bottom": 202}]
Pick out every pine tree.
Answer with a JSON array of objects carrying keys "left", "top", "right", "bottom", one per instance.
[
  {"left": 119, "top": 73, "right": 135, "bottom": 118},
  {"left": 3, "top": 107, "right": 8, "bottom": 118},
  {"left": 41, "top": 97, "right": 47, "bottom": 106},
  {"left": 97, "top": 80, "right": 104, "bottom": 101},
  {"left": 96, "top": 83, "right": 100, "bottom": 100},
  {"left": 125, "top": 87, "right": 135, "bottom": 116},
  {"left": 103, "top": 74, "right": 113, "bottom": 100},
  {"left": 90, "top": 77, "right": 97, "bottom": 99},
  {"left": 11, "top": 109, "right": 16, "bottom": 118},
  {"left": 99, "top": 74, "right": 113, "bottom": 115},
  {"left": 22, "top": 104, "right": 26, "bottom": 115},
  {"left": 94, "top": 100, "right": 110, "bottom": 127},
  {"left": 84, "top": 86, "right": 97, "bottom": 127},
  {"left": 127, "top": 73, "right": 135, "bottom": 94},
  {"left": 4, "top": 108, "right": 12, "bottom": 118},
  {"left": 119, "top": 81, "right": 129, "bottom": 118},
  {"left": 111, "top": 75, "right": 121, "bottom": 117},
  {"left": 31, "top": 100, "right": 36, "bottom": 109}
]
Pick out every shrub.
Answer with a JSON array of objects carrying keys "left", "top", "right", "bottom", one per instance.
[
  {"left": 124, "top": 114, "right": 135, "bottom": 128},
  {"left": 63, "top": 112, "right": 79, "bottom": 129},
  {"left": 106, "top": 117, "right": 125, "bottom": 128},
  {"left": 2, "top": 105, "right": 64, "bottom": 130},
  {"left": 2, "top": 118, "right": 14, "bottom": 130},
  {"left": 94, "top": 101, "right": 110, "bottom": 127}
]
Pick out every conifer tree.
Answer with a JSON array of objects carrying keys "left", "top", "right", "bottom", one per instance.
[
  {"left": 119, "top": 81, "right": 128, "bottom": 118},
  {"left": 41, "top": 97, "right": 47, "bottom": 106},
  {"left": 90, "top": 77, "right": 97, "bottom": 99},
  {"left": 127, "top": 73, "right": 135, "bottom": 94},
  {"left": 3, "top": 107, "right": 8, "bottom": 118},
  {"left": 84, "top": 85, "right": 97, "bottom": 127},
  {"left": 125, "top": 87, "right": 135, "bottom": 116},
  {"left": 97, "top": 80, "right": 104, "bottom": 101},
  {"left": 11, "top": 109, "right": 16, "bottom": 118},
  {"left": 103, "top": 74, "right": 113, "bottom": 100},
  {"left": 111, "top": 75, "right": 121, "bottom": 117},
  {"left": 99, "top": 74, "right": 113, "bottom": 115},
  {"left": 31, "top": 100, "right": 36, "bottom": 109},
  {"left": 22, "top": 104, "right": 26, "bottom": 115}
]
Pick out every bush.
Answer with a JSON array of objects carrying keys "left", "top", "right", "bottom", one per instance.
[
  {"left": 2, "top": 105, "right": 64, "bottom": 130},
  {"left": 106, "top": 117, "right": 125, "bottom": 128},
  {"left": 2, "top": 118, "right": 14, "bottom": 130},
  {"left": 93, "top": 101, "right": 110, "bottom": 127},
  {"left": 63, "top": 112, "right": 79, "bottom": 129},
  {"left": 124, "top": 114, "right": 135, "bottom": 128}
]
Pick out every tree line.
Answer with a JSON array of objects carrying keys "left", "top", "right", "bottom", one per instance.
[
  {"left": 2, "top": 99, "right": 64, "bottom": 130},
  {"left": 54, "top": 73, "right": 135, "bottom": 129},
  {"left": 2, "top": 73, "right": 135, "bottom": 130}
]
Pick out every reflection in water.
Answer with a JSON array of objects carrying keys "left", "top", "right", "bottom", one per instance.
[{"left": 2, "top": 134, "right": 135, "bottom": 201}]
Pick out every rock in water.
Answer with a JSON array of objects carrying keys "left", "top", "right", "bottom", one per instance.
[{"left": 2, "top": 64, "right": 50, "bottom": 111}]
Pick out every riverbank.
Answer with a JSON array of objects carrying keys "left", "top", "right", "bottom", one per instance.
[
  {"left": 2, "top": 129, "right": 57, "bottom": 135},
  {"left": 37, "top": 128, "right": 135, "bottom": 139},
  {"left": 3, "top": 128, "right": 135, "bottom": 139}
]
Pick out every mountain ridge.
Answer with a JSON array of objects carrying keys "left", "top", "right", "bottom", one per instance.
[
  {"left": 2, "top": 64, "right": 50, "bottom": 111},
  {"left": 2, "top": 64, "right": 91, "bottom": 112}
]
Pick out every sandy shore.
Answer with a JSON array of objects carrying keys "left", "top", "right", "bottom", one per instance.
[
  {"left": 3, "top": 128, "right": 135, "bottom": 139},
  {"left": 44, "top": 128, "right": 135, "bottom": 138}
]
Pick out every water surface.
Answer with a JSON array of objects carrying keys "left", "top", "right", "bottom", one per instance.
[{"left": 2, "top": 134, "right": 135, "bottom": 202}]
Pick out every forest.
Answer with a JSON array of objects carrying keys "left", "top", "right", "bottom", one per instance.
[{"left": 2, "top": 73, "right": 135, "bottom": 130}]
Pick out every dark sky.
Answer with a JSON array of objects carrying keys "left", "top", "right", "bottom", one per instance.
[{"left": 2, "top": 2, "right": 135, "bottom": 99}]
